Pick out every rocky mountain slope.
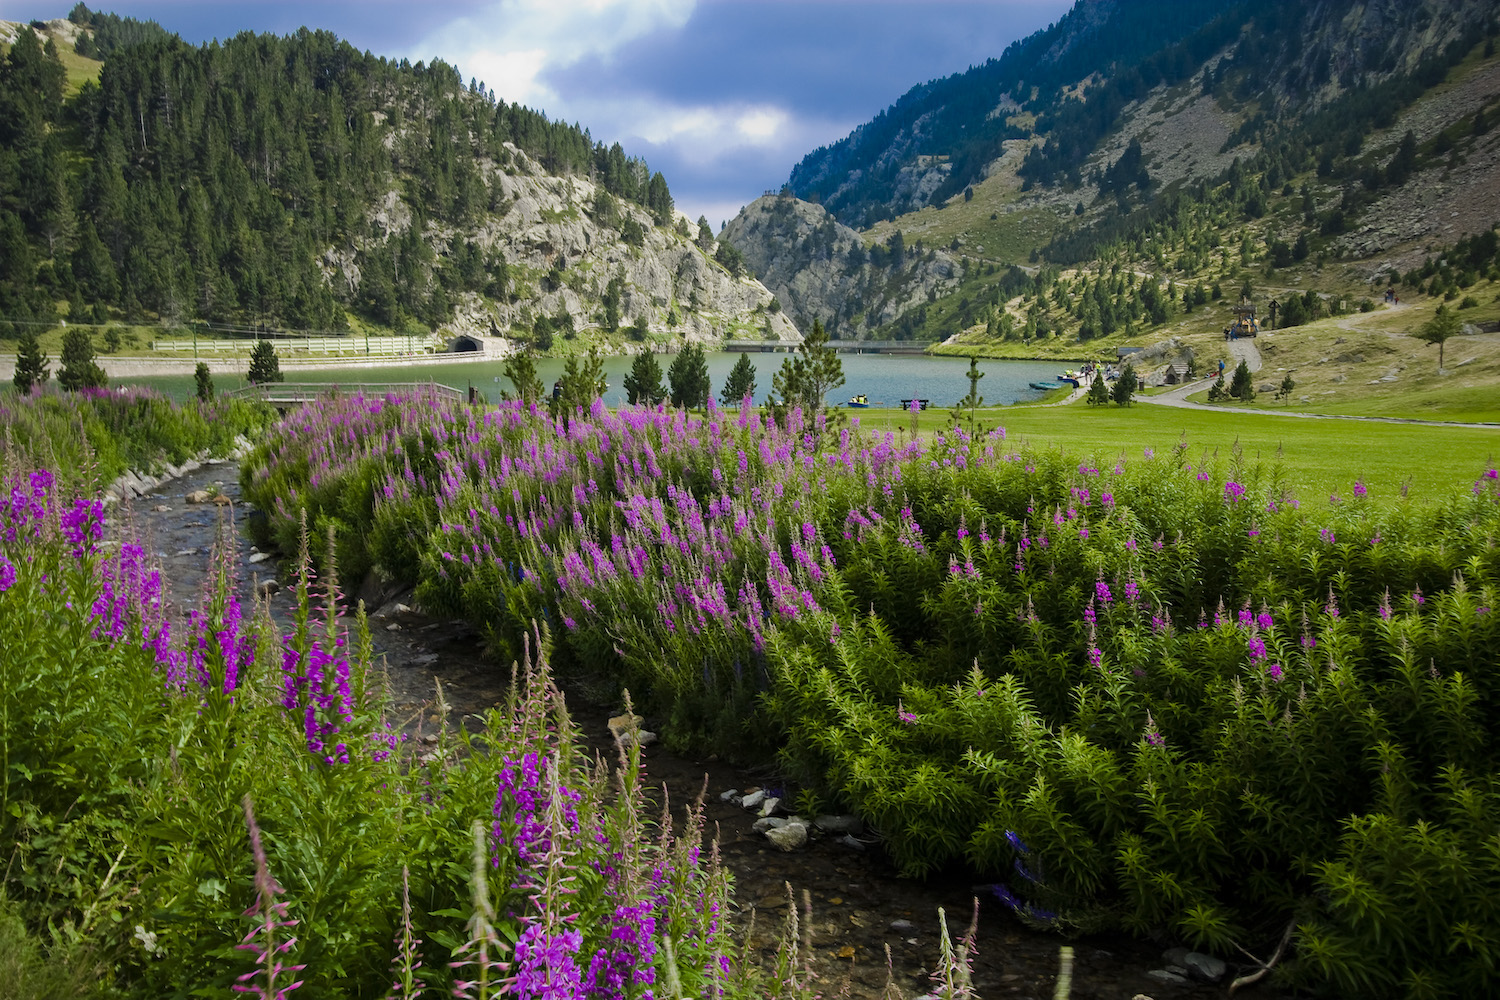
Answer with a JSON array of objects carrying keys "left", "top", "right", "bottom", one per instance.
[
  {"left": 731, "top": 0, "right": 1500, "bottom": 361},
  {"left": 721, "top": 193, "right": 959, "bottom": 339},
  {"left": 343, "top": 143, "right": 798, "bottom": 352}
]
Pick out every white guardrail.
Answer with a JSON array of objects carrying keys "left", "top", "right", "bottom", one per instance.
[{"left": 150, "top": 336, "right": 438, "bottom": 356}]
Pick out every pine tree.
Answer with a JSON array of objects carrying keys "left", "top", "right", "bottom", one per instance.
[
  {"left": 602, "top": 276, "right": 624, "bottom": 332},
  {"left": 961, "top": 356, "right": 985, "bottom": 430},
  {"left": 624, "top": 351, "right": 665, "bottom": 406},
  {"left": 1229, "top": 359, "right": 1254, "bottom": 400},
  {"left": 771, "top": 319, "right": 843, "bottom": 417},
  {"left": 667, "top": 341, "right": 710, "bottom": 410},
  {"left": 248, "top": 340, "right": 284, "bottom": 384},
  {"left": 550, "top": 347, "right": 608, "bottom": 419},
  {"left": 501, "top": 350, "right": 544, "bottom": 404},
  {"left": 1413, "top": 304, "right": 1461, "bottom": 371},
  {"left": 13, "top": 329, "right": 50, "bottom": 394},
  {"left": 1110, "top": 363, "right": 1137, "bottom": 406},
  {"left": 194, "top": 361, "right": 214, "bottom": 401},
  {"left": 57, "top": 327, "right": 106, "bottom": 391},
  {"left": 719, "top": 352, "right": 758, "bottom": 407},
  {"left": 1086, "top": 369, "right": 1110, "bottom": 405}
]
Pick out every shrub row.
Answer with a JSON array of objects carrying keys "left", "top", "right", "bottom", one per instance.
[{"left": 241, "top": 391, "right": 1500, "bottom": 995}]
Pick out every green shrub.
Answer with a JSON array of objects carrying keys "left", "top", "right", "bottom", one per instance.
[
  {"left": 0, "top": 387, "right": 270, "bottom": 487},
  {"left": 238, "top": 392, "right": 1500, "bottom": 988}
]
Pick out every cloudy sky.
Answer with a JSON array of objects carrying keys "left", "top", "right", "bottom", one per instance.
[{"left": 8, "top": 0, "right": 1072, "bottom": 226}]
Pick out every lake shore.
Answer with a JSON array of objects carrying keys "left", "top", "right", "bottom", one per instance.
[{"left": 0, "top": 349, "right": 502, "bottom": 379}]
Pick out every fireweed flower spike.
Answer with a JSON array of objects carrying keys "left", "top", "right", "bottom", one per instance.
[
  {"left": 1143, "top": 712, "right": 1165, "bottom": 748},
  {"left": 60, "top": 496, "right": 104, "bottom": 556},
  {"left": 234, "top": 796, "right": 305, "bottom": 998}
]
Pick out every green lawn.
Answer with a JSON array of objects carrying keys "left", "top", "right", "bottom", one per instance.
[{"left": 852, "top": 401, "right": 1500, "bottom": 505}]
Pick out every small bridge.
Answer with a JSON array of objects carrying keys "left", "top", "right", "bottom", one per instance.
[
  {"left": 228, "top": 381, "right": 466, "bottom": 407},
  {"left": 725, "top": 339, "right": 937, "bottom": 355}
]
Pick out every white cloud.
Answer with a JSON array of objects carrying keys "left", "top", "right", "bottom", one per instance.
[
  {"left": 412, "top": 0, "right": 695, "bottom": 109},
  {"left": 584, "top": 96, "right": 794, "bottom": 156}
]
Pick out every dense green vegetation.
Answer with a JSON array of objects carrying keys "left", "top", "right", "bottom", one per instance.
[
  {"left": 0, "top": 385, "right": 269, "bottom": 487},
  {"left": 241, "top": 389, "right": 1500, "bottom": 994},
  {"left": 0, "top": 472, "right": 803, "bottom": 997},
  {"left": 0, "top": 14, "right": 673, "bottom": 342}
]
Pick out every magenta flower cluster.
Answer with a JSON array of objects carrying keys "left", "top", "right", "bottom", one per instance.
[
  {"left": 280, "top": 635, "right": 353, "bottom": 764},
  {"left": 492, "top": 752, "right": 581, "bottom": 867}
]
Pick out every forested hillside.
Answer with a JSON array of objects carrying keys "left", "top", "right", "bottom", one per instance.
[
  {"left": 786, "top": 0, "right": 1231, "bottom": 228},
  {"left": 0, "top": 6, "right": 778, "bottom": 350},
  {"left": 732, "top": 0, "right": 1500, "bottom": 358}
]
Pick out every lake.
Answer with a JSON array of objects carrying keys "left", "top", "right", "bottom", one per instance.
[{"left": 120, "top": 352, "right": 1075, "bottom": 409}]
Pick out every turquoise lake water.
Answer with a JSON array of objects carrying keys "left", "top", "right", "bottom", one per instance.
[{"left": 121, "top": 352, "right": 1076, "bottom": 408}]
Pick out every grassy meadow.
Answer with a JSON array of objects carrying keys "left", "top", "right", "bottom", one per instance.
[{"left": 853, "top": 401, "right": 1499, "bottom": 504}]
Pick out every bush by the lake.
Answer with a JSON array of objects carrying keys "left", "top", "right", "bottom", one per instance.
[
  {"left": 0, "top": 385, "right": 269, "bottom": 489},
  {"left": 0, "top": 465, "right": 821, "bottom": 999},
  {"left": 241, "top": 389, "right": 1500, "bottom": 995}
]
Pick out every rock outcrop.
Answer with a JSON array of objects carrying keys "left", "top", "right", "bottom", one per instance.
[
  {"left": 355, "top": 146, "right": 801, "bottom": 356},
  {"left": 722, "top": 194, "right": 959, "bottom": 339}
]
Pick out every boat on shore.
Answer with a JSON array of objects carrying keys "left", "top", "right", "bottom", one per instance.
[{"left": 1029, "top": 381, "right": 1064, "bottom": 391}]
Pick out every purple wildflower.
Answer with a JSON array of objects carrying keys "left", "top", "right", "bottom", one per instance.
[
  {"left": 60, "top": 496, "right": 104, "bottom": 556},
  {"left": 511, "top": 923, "right": 584, "bottom": 998},
  {"left": 1143, "top": 711, "right": 1164, "bottom": 748},
  {"left": 584, "top": 901, "right": 658, "bottom": 996},
  {"left": 492, "top": 753, "right": 581, "bottom": 867}
]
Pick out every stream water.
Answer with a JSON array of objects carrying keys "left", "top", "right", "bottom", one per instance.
[
  {"left": 123, "top": 460, "right": 1292, "bottom": 1000},
  {"left": 119, "top": 352, "right": 1071, "bottom": 410}
]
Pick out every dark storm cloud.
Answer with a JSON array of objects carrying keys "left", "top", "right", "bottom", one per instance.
[{"left": 547, "top": 1, "right": 1070, "bottom": 123}]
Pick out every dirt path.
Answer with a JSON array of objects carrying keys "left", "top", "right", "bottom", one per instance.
[{"left": 121, "top": 459, "right": 1282, "bottom": 1000}]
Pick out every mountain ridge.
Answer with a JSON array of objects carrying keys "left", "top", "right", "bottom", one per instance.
[{"left": 725, "top": 0, "right": 1500, "bottom": 378}]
